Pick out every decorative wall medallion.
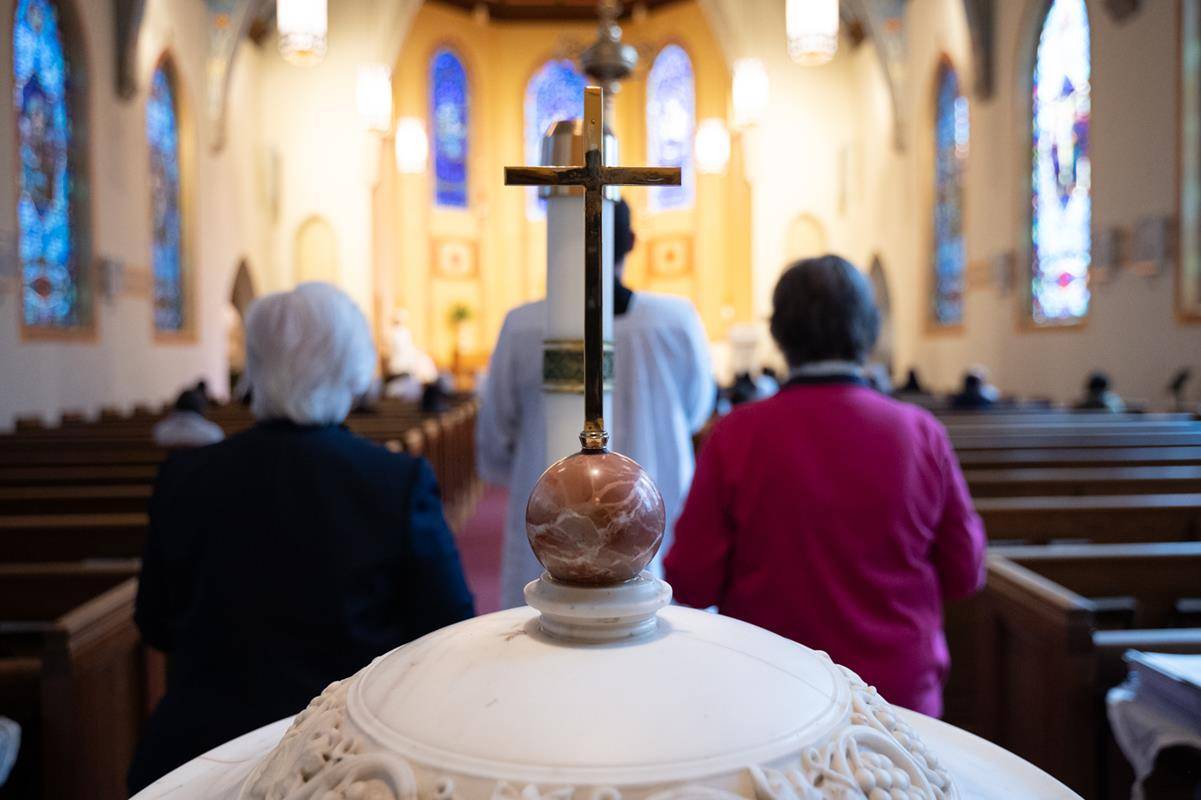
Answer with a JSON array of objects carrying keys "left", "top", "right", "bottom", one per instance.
[
  {"left": 542, "top": 339, "right": 614, "bottom": 394},
  {"left": 433, "top": 238, "right": 479, "bottom": 281},
  {"left": 648, "top": 237, "right": 692, "bottom": 279},
  {"left": 1102, "top": 0, "right": 1143, "bottom": 24},
  {"left": 1128, "top": 214, "right": 1176, "bottom": 278},
  {"left": 964, "top": 259, "right": 992, "bottom": 291},
  {"left": 992, "top": 250, "right": 1016, "bottom": 294},
  {"left": 1093, "top": 226, "right": 1126, "bottom": 285}
]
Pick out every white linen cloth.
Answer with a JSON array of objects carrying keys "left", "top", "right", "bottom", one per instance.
[
  {"left": 1108, "top": 679, "right": 1201, "bottom": 799},
  {"left": 477, "top": 292, "right": 714, "bottom": 609},
  {"left": 152, "top": 411, "right": 225, "bottom": 449},
  {"left": 0, "top": 716, "right": 18, "bottom": 787}
]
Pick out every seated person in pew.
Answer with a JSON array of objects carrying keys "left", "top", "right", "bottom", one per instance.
[
  {"left": 665, "top": 255, "right": 987, "bottom": 718},
  {"left": 949, "top": 368, "right": 998, "bottom": 410},
  {"left": 151, "top": 387, "right": 225, "bottom": 448},
  {"left": 127, "top": 283, "right": 475, "bottom": 793},
  {"left": 1074, "top": 371, "right": 1126, "bottom": 414}
]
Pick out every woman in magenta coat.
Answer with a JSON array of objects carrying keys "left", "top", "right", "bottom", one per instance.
[{"left": 664, "top": 255, "right": 986, "bottom": 717}]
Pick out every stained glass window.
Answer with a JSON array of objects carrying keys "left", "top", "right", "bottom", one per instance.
[
  {"left": 431, "top": 48, "right": 469, "bottom": 208},
  {"left": 14, "top": 0, "right": 84, "bottom": 329},
  {"left": 147, "top": 62, "right": 185, "bottom": 332},
  {"left": 1031, "top": 0, "right": 1091, "bottom": 325},
  {"left": 646, "top": 44, "right": 695, "bottom": 211},
  {"left": 932, "top": 62, "right": 967, "bottom": 327},
  {"left": 524, "top": 59, "right": 586, "bottom": 219}
]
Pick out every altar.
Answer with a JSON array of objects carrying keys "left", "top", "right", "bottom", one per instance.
[{"left": 131, "top": 88, "right": 1080, "bottom": 800}]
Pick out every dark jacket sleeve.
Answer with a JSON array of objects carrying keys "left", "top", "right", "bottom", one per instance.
[
  {"left": 135, "top": 458, "right": 186, "bottom": 652},
  {"left": 398, "top": 458, "right": 476, "bottom": 639}
]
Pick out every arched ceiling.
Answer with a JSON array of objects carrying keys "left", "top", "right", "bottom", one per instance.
[{"left": 426, "top": 0, "right": 688, "bottom": 22}]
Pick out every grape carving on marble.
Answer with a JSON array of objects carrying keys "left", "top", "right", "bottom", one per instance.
[
  {"left": 239, "top": 678, "right": 415, "bottom": 800},
  {"left": 240, "top": 657, "right": 956, "bottom": 800}
]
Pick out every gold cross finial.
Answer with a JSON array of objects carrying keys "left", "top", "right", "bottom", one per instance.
[{"left": 505, "top": 86, "right": 681, "bottom": 451}]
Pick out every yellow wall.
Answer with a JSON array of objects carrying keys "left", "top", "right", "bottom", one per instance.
[{"left": 385, "top": 1, "right": 751, "bottom": 368}]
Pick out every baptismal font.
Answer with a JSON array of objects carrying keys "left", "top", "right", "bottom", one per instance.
[{"left": 133, "top": 86, "right": 1080, "bottom": 800}]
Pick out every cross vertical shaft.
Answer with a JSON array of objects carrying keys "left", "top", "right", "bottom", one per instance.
[{"left": 581, "top": 88, "right": 605, "bottom": 448}]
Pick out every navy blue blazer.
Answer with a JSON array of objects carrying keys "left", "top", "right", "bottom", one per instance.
[{"left": 128, "top": 421, "right": 474, "bottom": 792}]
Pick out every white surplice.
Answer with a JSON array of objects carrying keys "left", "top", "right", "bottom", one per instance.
[{"left": 477, "top": 292, "right": 715, "bottom": 609}]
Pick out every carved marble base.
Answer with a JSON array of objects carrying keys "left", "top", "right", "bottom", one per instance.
[{"left": 216, "top": 606, "right": 975, "bottom": 800}]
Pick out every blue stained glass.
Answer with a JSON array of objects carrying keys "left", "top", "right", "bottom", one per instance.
[
  {"left": 1031, "top": 0, "right": 1091, "bottom": 324},
  {"left": 14, "top": 0, "right": 81, "bottom": 328},
  {"left": 932, "top": 63, "right": 966, "bottom": 327},
  {"left": 148, "top": 64, "right": 184, "bottom": 332},
  {"left": 431, "top": 48, "right": 469, "bottom": 208},
  {"left": 646, "top": 44, "right": 695, "bottom": 211},
  {"left": 524, "top": 59, "right": 586, "bottom": 219}
]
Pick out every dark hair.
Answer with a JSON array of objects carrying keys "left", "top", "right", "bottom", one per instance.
[
  {"left": 174, "top": 389, "right": 207, "bottom": 415},
  {"left": 614, "top": 198, "right": 635, "bottom": 264},
  {"left": 769, "top": 255, "right": 880, "bottom": 367},
  {"left": 1087, "top": 372, "right": 1110, "bottom": 393},
  {"left": 963, "top": 373, "right": 983, "bottom": 391}
]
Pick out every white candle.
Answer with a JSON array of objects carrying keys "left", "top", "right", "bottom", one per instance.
[{"left": 543, "top": 194, "right": 614, "bottom": 466}]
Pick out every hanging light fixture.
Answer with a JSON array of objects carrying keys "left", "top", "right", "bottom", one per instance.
[
  {"left": 394, "top": 117, "right": 429, "bottom": 174},
  {"left": 732, "top": 58, "right": 770, "bottom": 129},
  {"left": 786, "top": 0, "right": 839, "bottom": 66},
  {"left": 694, "top": 119, "right": 731, "bottom": 174},
  {"left": 356, "top": 64, "right": 393, "bottom": 134},
  {"left": 278, "top": 0, "right": 328, "bottom": 66}
]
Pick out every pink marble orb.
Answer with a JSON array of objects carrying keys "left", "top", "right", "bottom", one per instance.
[{"left": 525, "top": 450, "right": 666, "bottom": 585}]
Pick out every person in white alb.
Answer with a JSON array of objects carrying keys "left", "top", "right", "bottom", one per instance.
[{"left": 477, "top": 199, "right": 715, "bottom": 609}]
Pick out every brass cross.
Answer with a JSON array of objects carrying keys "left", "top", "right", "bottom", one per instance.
[{"left": 505, "top": 86, "right": 680, "bottom": 452}]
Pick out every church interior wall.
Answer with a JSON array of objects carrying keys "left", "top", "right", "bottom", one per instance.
[
  {"left": 387, "top": 1, "right": 752, "bottom": 372},
  {"left": 0, "top": 0, "right": 267, "bottom": 430},
  {"left": 905, "top": 0, "right": 1201, "bottom": 405}
]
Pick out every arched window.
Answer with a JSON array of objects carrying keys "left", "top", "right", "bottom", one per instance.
[
  {"left": 14, "top": 0, "right": 88, "bottom": 330},
  {"left": 932, "top": 61, "right": 967, "bottom": 327},
  {"left": 147, "top": 59, "right": 185, "bottom": 333},
  {"left": 646, "top": 44, "right": 695, "bottom": 211},
  {"left": 524, "top": 59, "right": 586, "bottom": 220},
  {"left": 430, "top": 48, "right": 469, "bottom": 209},
  {"left": 1031, "top": 0, "right": 1091, "bottom": 325}
]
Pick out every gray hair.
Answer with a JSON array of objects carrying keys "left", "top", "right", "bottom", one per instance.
[
  {"left": 244, "top": 282, "right": 377, "bottom": 425},
  {"left": 769, "top": 255, "right": 880, "bottom": 367}
]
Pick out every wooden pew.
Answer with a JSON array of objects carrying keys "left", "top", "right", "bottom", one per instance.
[
  {"left": 0, "top": 464, "right": 159, "bottom": 487},
  {"left": 0, "top": 514, "right": 148, "bottom": 562},
  {"left": 966, "top": 465, "right": 1201, "bottom": 497},
  {"left": 0, "top": 485, "right": 152, "bottom": 515},
  {"left": 974, "top": 494, "right": 1201, "bottom": 543},
  {"left": 958, "top": 446, "right": 1201, "bottom": 469},
  {"left": 944, "top": 543, "right": 1201, "bottom": 798},
  {"left": 0, "top": 561, "right": 155, "bottom": 799},
  {"left": 952, "top": 430, "right": 1201, "bottom": 451}
]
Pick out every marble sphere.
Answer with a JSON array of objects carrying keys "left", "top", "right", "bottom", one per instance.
[{"left": 525, "top": 449, "right": 665, "bottom": 585}]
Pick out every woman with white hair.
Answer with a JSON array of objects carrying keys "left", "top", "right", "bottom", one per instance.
[{"left": 128, "top": 283, "right": 474, "bottom": 793}]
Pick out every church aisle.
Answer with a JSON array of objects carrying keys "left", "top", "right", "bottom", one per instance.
[{"left": 452, "top": 484, "right": 507, "bottom": 614}]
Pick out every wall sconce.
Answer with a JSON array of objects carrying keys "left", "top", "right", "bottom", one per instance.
[
  {"left": 786, "top": 0, "right": 839, "bottom": 66},
  {"left": 279, "top": 0, "right": 328, "bottom": 66},
  {"left": 357, "top": 64, "right": 393, "bottom": 134},
  {"left": 394, "top": 117, "right": 429, "bottom": 174},
  {"left": 695, "top": 119, "right": 731, "bottom": 175},
  {"left": 732, "top": 58, "right": 770, "bottom": 130}
]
